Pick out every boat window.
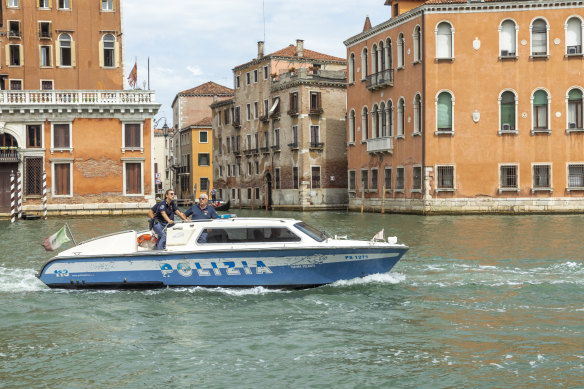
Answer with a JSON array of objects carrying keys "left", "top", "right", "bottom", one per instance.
[
  {"left": 200, "top": 227, "right": 301, "bottom": 244},
  {"left": 293, "top": 222, "right": 326, "bottom": 242}
]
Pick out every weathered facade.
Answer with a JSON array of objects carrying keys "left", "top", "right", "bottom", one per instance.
[
  {"left": 0, "top": 0, "right": 160, "bottom": 216},
  {"left": 212, "top": 40, "right": 348, "bottom": 210},
  {"left": 345, "top": 0, "right": 584, "bottom": 214}
]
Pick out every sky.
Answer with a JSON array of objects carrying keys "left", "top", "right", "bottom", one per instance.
[{"left": 122, "top": 0, "right": 390, "bottom": 127}]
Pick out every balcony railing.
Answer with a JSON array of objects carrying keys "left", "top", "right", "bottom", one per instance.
[
  {"left": 0, "top": 147, "right": 20, "bottom": 162},
  {"left": 309, "top": 142, "right": 324, "bottom": 149},
  {"left": 366, "top": 69, "right": 394, "bottom": 90},
  {"left": 288, "top": 142, "right": 299, "bottom": 149},
  {"left": 309, "top": 107, "right": 323, "bottom": 115},
  {"left": 366, "top": 137, "right": 394, "bottom": 153},
  {"left": 0, "top": 90, "right": 157, "bottom": 105}
]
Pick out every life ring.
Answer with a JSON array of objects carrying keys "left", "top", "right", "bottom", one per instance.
[{"left": 137, "top": 234, "right": 157, "bottom": 247}]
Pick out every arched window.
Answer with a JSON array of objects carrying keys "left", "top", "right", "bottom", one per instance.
[
  {"left": 413, "top": 94, "right": 422, "bottom": 133},
  {"left": 531, "top": 19, "right": 548, "bottom": 56},
  {"left": 371, "top": 44, "right": 378, "bottom": 74},
  {"left": 397, "top": 33, "right": 405, "bottom": 68},
  {"left": 378, "top": 41, "right": 385, "bottom": 71},
  {"left": 349, "top": 53, "right": 355, "bottom": 83},
  {"left": 349, "top": 110, "right": 356, "bottom": 142},
  {"left": 500, "top": 20, "right": 517, "bottom": 57},
  {"left": 413, "top": 26, "right": 422, "bottom": 62},
  {"left": 361, "top": 47, "right": 368, "bottom": 80},
  {"left": 397, "top": 98, "right": 405, "bottom": 136},
  {"left": 567, "top": 88, "right": 583, "bottom": 129},
  {"left": 362, "top": 106, "right": 369, "bottom": 140},
  {"left": 372, "top": 104, "right": 379, "bottom": 138},
  {"left": 533, "top": 90, "right": 549, "bottom": 130},
  {"left": 500, "top": 91, "right": 516, "bottom": 131},
  {"left": 437, "top": 92, "right": 453, "bottom": 132},
  {"left": 58, "top": 33, "right": 72, "bottom": 67},
  {"left": 386, "top": 38, "right": 393, "bottom": 69},
  {"left": 566, "top": 17, "right": 583, "bottom": 55},
  {"left": 387, "top": 100, "right": 394, "bottom": 137},
  {"left": 380, "top": 102, "right": 386, "bottom": 137},
  {"left": 102, "top": 34, "right": 115, "bottom": 67},
  {"left": 436, "top": 22, "right": 453, "bottom": 59}
]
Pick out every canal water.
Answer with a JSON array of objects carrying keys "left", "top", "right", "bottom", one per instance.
[{"left": 0, "top": 210, "right": 582, "bottom": 388}]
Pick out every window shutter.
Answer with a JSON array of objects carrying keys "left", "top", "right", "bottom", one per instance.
[
  {"left": 36, "top": 0, "right": 40, "bottom": 7},
  {"left": 533, "top": 90, "right": 547, "bottom": 105},
  {"left": 317, "top": 92, "right": 322, "bottom": 109},
  {"left": 569, "top": 89, "right": 583, "bottom": 101},
  {"left": 48, "top": 0, "right": 52, "bottom": 7},
  {"left": 112, "top": 0, "right": 115, "bottom": 10},
  {"left": 98, "top": 39, "right": 104, "bottom": 67},
  {"left": 4, "top": 46, "right": 8, "bottom": 67},
  {"left": 55, "top": 41, "right": 61, "bottom": 66},
  {"left": 437, "top": 93, "right": 452, "bottom": 129},
  {"left": 71, "top": 42, "right": 76, "bottom": 67},
  {"left": 114, "top": 41, "right": 120, "bottom": 68},
  {"left": 19, "top": 45, "right": 24, "bottom": 66}
]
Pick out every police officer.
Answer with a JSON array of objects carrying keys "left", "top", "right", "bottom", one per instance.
[
  {"left": 148, "top": 189, "right": 188, "bottom": 250},
  {"left": 185, "top": 193, "right": 218, "bottom": 243}
]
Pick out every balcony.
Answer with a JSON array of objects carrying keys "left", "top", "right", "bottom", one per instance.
[
  {"left": 8, "top": 30, "right": 21, "bottom": 39},
  {"left": 232, "top": 120, "right": 241, "bottom": 129},
  {"left": 39, "top": 31, "right": 52, "bottom": 40},
  {"left": 260, "top": 115, "right": 269, "bottom": 123},
  {"left": 366, "top": 69, "right": 394, "bottom": 90},
  {"left": 309, "top": 142, "right": 324, "bottom": 150},
  {"left": 287, "top": 109, "right": 298, "bottom": 117},
  {"left": 271, "top": 145, "right": 281, "bottom": 152},
  {"left": 366, "top": 137, "right": 393, "bottom": 154},
  {"left": 309, "top": 107, "right": 323, "bottom": 115},
  {"left": 0, "top": 90, "right": 156, "bottom": 105},
  {"left": 260, "top": 146, "right": 270, "bottom": 154},
  {"left": 288, "top": 142, "right": 299, "bottom": 150},
  {"left": 0, "top": 147, "right": 20, "bottom": 162}
]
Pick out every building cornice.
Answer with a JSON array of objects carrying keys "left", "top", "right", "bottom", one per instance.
[
  {"left": 233, "top": 55, "right": 345, "bottom": 72},
  {"left": 344, "top": 0, "right": 584, "bottom": 47},
  {"left": 271, "top": 78, "right": 347, "bottom": 93}
]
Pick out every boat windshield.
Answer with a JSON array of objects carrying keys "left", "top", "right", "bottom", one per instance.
[{"left": 293, "top": 222, "right": 327, "bottom": 242}]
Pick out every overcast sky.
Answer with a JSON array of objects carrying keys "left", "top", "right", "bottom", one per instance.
[{"left": 122, "top": 0, "right": 390, "bottom": 127}]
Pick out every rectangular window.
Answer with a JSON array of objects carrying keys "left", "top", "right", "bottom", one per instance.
[
  {"left": 39, "top": 0, "right": 49, "bottom": 8},
  {"left": 54, "top": 163, "right": 71, "bottom": 196},
  {"left": 254, "top": 102, "right": 259, "bottom": 118},
  {"left": 263, "top": 66, "right": 268, "bottom": 79},
  {"left": 25, "top": 157, "right": 43, "bottom": 195},
  {"left": 40, "top": 46, "right": 52, "bottom": 67},
  {"left": 247, "top": 162, "right": 252, "bottom": 175},
  {"left": 236, "top": 75, "right": 240, "bottom": 88},
  {"left": 310, "top": 91, "right": 322, "bottom": 111},
  {"left": 247, "top": 187, "right": 252, "bottom": 200},
  {"left": 41, "top": 80, "right": 53, "bottom": 90},
  {"left": 568, "top": 164, "right": 584, "bottom": 188},
  {"left": 361, "top": 169, "right": 369, "bottom": 190},
  {"left": 253, "top": 69, "right": 258, "bottom": 83},
  {"left": 274, "top": 128, "right": 280, "bottom": 147},
  {"left": 275, "top": 168, "right": 281, "bottom": 189},
  {"left": 9, "top": 21, "right": 20, "bottom": 38},
  {"left": 437, "top": 166, "right": 454, "bottom": 189},
  {"left": 226, "top": 137, "right": 231, "bottom": 154},
  {"left": 224, "top": 109, "right": 230, "bottom": 125},
  {"left": 53, "top": 124, "right": 70, "bottom": 148},
  {"left": 58, "top": 0, "right": 70, "bottom": 9},
  {"left": 39, "top": 22, "right": 51, "bottom": 39},
  {"left": 199, "top": 131, "right": 208, "bottom": 143},
  {"left": 246, "top": 104, "right": 251, "bottom": 120},
  {"left": 198, "top": 153, "right": 210, "bottom": 166},
  {"left": 293, "top": 167, "right": 299, "bottom": 189},
  {"left": 234, "top": 107, "right": 240, "bottom": 124},
  {"left": 412, "top": 166, "right": 422, "bottom": 190},
  {"left": 500, "top": 165, "right": 518, "bottom": 189},
  {"left": 101, "top": 0, "right": 113, "bottom": 11},
  {"left": 311, "top": 166, "right": 321, "bottom": 188},
  {"left": 254, "top": 161, "right": 259, "bottom": 175},
  {"left": 255, "top": 187, "right": 260, "bottom": 200},
  {"left": 348, "top": 170, "right": 356, "bottom": 191},
  {"left": 371, "top": 169, "right": 378, "bottom": 190},
  {"left": 246, "top": 72, "right": 251, "bottom": 85},
  {"left": 10, "top": 80, "right": 22, "bottom": 90},
  {"left": 533, "top": 165, "right": 551, "bottom": 189},
  {"left": 292, "top": 126, "right": 298, "bottom": 145},
  {"left": 9, "top": 45, "right": 21, "bottom": 66},
  {"left": 396, "top": 167, "right": 405, "bottom": 190},
  {"left": 289, "top": 92, "right": 299, "bottom": 113},
  {"left": 124, "top": 123, "right": 140, "bottom": 148},
  {"left": 263, "top": 99, "right": 269, "bottom": 116},
  {"left": 8, "top": 0, "right": 18, "bottom": 7},
  {"left": 125, "top": 162, "right": 142, "bottom": 195},
  {"left": 310, "top": 125, "right": 320, "bottom": 145},
  {"left": 27, "top": 125, "right": 42, "bottom": 148},
  {"left": 384, "top": 167, "right": 392, "bottom": 190},
  {"left": 200, "top": 178, "right": 209, "bottom": 192}
]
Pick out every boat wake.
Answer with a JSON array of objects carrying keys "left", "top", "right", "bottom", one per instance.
[
  {"left": 330, "top": 272, "right": 406, "bottom": 287},
  {"left": 0, "top": 266, "right": 47, "bottom": 293}
]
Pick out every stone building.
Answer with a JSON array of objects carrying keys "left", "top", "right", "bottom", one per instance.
[
  {"left": 344, "top": 0, "right": 584, "bottom": 214},
  {"left": 211, "top": 40, "right": 348, "bottom": 210},
  {"left": 0, "top": 0, "right": 160, "bottom": 216}
]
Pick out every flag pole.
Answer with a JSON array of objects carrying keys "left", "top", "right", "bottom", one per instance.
[
  {"left": 148, "top": 56, "right": 150, "bottom": 90},
  {"left": 65, "top": 223, "right": 77, "bottom": 246}
]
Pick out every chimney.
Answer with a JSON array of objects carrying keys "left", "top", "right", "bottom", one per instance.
[
  {"left": 296, "top": 39, "right": 304, "bottom": 57},
  {"left": 258, "top": 41, "right": 264, "bottom": 59}
]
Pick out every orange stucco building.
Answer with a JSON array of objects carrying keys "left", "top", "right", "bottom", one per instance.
[
  {"left": 345, "top": 0, "right": 584, "bottom": 213},
  {"left": 0, "top": 0, "right": 160, "bottom": 216}
]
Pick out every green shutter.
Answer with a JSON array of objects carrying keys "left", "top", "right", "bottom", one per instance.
[
  {"left": 569, "top": 88, "right": 582, "bottom": 101},
  {"left": 437, "top": 93, "right": 452, "bottom": 129},
  {"left": 533, "top": 90, "right": 548, "bottom": 105}
]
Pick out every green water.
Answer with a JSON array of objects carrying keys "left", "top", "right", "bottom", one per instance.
[{"left": 1, "top": 211, "right": 583, "bottom": 388}]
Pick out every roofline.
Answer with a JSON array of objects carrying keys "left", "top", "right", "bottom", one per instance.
[{"left": 233, "top": 54, "right": 346, "bottom": 72}]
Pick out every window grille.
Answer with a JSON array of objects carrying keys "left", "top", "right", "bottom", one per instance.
[
  {"left": 533, "top": 165, "right": 550, "bottom": 188},
  {"left": 568, "top": 164, "right": 584, "bottom": 188},
  {"left": 500, "top": 165, "right": 518, "bottom": 188},
  {"left": 25, "top": 157, "right": 43, "bottom": 195},
  {"left": 437, "top": 166, "right": 454, "bottom": 189}
]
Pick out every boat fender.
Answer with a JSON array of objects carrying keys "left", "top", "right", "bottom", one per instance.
[{"left": 137, "top": 233, "right": 157, "bottom": 248}]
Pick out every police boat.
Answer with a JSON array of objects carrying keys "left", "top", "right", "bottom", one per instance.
[{"left": 37, "top": 217, "right": 409, "bottom": 289}]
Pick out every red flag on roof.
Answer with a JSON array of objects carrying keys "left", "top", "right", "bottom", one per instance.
[{"left": 127, "top": 61, "right": 137, "bottom": 88}]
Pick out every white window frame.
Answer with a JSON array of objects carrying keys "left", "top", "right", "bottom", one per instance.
[
  {"left": 435, "top": 90, "right": 454, "bottom": 135},
  {"left": 348, "top": 169, "right": 356, "bottom": 192},
  {"left": 530, "top": 17, "right": 550, "bottom": 58},
  {"left": 413, "top": 94, "right": 422, "bottom": 135},
  {"left": 235, "top": 75, "right": 240, "bottom": 88},
  {"left": 498, "top": 163, "right": 520, "bottom": 193},
  {"left": 7, "top": 0, "right": 19, "bottom": 8},
  {"left": 361, "top": 47, "right": 368, "bottom": 80},
  {"left": 435, "top": 21, "right": 454, "bottom": 60},
  {"left": 361, "top": 106, "right": 369, "bottom": 141},
  {"left": 38, "top": 0, "right": 50, "bottom": 9},
  {"left": 565, "top": 16, "right": 584, "bottom": 55},
  {"left": 531, "top": 88, "right": 551, "bottom": 135},
  {"left": 566, "top": 86, "right": 584, "bottom": 132},
  {"left": 39, "top": 45, "right": 52, "bottom": 67},
  {"left": 121, "top": 122, "right": 143, "bottom": 153},
  {"left": 51, "top": 159, "right": 73, "bottom": 198},
  {"left": 384, "top": 166, "right": 392, "bottom": 191},
  {"left": 499, "top": 19, "right": 518, "bottom": 58},
  {"left": 101, "top": 0, "right": 114, "bottom": 11},
  {"left": 58, "top": 0, "right": 70, "bottom": 10},
  {"left": 435, "top": 165, "right": 456, "bottom": 192},
  {"left": 360, "top": 168, "right": 369, "bottom": 191},
  {"left": 498, "top": 89, "right": 519, "bottom": 135},
  {"left": 263, "top": 65, "right": 269, "bottom": 80},
  {"left": 50, "top": 122, "right": 73, "bottom": 154},
  {"left": 567, "top": 162, "right": 584, "bottom": 191},
  {"left": 531, "top": 163, "right": 553, "bottom": 193},
  {"left": 397, "top": 98, "right": 405, "bottom": 138},
  {"left": 199, "top": 131, "right": 208, "bottom": 144},
  {"left": 122, "top": 158, "right": 144, "bottom": 196},
  {"left": 411, "top": 165, "right": 422, "bottom": 192},
  {"left": 348, "top": 109, "right": 356, "bottom": 144},
  {"left": 40, "top": 79, "right": 53, "bottom": 90},
  {"left": 348, "top": 53, "right": 355, "bottom": 83},
  {"left": 395, "top": 166, "right": 405, "bottom": 192},
  {"left": 412, "top": 25, "right": 422, "bottom": 63},
  {"left": 370, "top": 168, "right": 379, "bottom": 192},
  {"left": 397, "top": 33, "right": 405, "bottom": 69}
]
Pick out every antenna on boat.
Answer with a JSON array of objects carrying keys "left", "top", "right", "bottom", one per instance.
[{"left": 65, "top": 223, "right": 78, "bottom": 246}]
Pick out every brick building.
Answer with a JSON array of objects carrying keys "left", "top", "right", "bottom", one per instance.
[
  {"left": 212, "top": 40, "right": 348, "bottom": 210},
  {"left": 344, "top": 0, "right": 584, "bottom": 214},
  {"left": 0, "top": 0, "right": 160, "bottom": 216}
]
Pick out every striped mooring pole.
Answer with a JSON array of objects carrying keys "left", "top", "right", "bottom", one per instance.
[
  {"left": 16, "top": 170, "right": 22, "bottom": 220},
  {"left": 10, "top": 170, "right": 16, "bottom": 223},
  {"left": 42, "top": 170, "right": 47, "bottom": 220}
]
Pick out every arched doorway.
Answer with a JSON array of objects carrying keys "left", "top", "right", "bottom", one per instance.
[
  {"left": 264, "top": 171, "right": 272, "bottom": 210},
  {"left": 0, "top": 133, "right": 20, "bottom": 212}
]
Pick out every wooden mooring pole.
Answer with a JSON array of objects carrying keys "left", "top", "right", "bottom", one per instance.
[
  {"left": 42, "top": 171, "right": 47, "bottom": 219},
  {"left": 10, "top": 170, "right": 16, "bottom": 223},
  {"left": 381, "top": 184, "right": 386, "bottom": 214}
]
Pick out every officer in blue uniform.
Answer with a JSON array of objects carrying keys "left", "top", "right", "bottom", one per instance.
[
  {"left": 148, "top": 189, "right": 188, "bottom": 250},
  {"left": 185, "top": 193, "right": 218, "bottom": 243}
]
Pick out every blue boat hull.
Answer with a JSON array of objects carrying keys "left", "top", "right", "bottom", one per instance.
[{"left": 37, "top": 247, "right": 408, "bottom": 289}]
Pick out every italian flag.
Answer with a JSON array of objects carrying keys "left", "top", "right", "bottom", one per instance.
[{"left": 41, "top": 225, "right": 71, "bottom": 251}]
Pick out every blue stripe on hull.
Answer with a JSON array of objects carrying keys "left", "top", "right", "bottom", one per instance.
[{"left": 38, "top": 248, "right": 407, "bottom": 289}]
